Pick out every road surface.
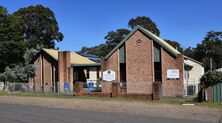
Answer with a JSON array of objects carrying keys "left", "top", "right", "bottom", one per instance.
[{"left": 0, "top": 103, "right": 216, "bottom": 123}]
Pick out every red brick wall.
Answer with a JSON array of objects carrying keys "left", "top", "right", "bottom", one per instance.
[
  {"left": 102, "top": 30, "right": 184, "bottom": 98},
  {"left": 101, "top": 82, "right": 112, "bottom": 93},
  {"left": 103, "top": 51, "right": 119, "bottom": 83},
  {"left": 42, "top": 54, "right": 53, "bottom": 92},
  {"left": 161, "top": 49, "right": 184, "bottom": 97},
  {"left": 33, "top": 54, "right": 42, "bottom": 92},
  {"left": 31, "top": 52, "right": 57, "bottom": 92},
  {"left": 125, "top": 30, "right": 153, "bottom": 94},
  {"left": 101, "top": 51, "right": 119, "bottom": 93}
]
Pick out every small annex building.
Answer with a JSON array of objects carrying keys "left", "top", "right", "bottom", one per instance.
[
  {"left": 184, "top": 56, "right": 204, "bottom": 95},
  {"left": 100, "top": 26, "right": 204, "bottom": 98},
  {"left": 29, "top": 48, "right": 100, "bottom": 93}
]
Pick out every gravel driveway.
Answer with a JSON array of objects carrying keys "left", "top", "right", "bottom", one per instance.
[{"left": 0, "top": 96, "right": 221, "bottom": 123}]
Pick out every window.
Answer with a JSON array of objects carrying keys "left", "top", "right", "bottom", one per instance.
[
  {"left": 154, "top": 43, "right": 162, "bottom": 82},
  {"left": 119, "top": 44, "right": 126, "bottom": 88}
]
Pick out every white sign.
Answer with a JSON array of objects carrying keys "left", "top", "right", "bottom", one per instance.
[
  {"left": 103, "top": 70, "right": 116, "bottom": 82},
  {"left": 0, "top": 82, "right": 4, "bottom": 91},
  {"left": 167, "top": 69, "right": 179, "bottom": 79}
]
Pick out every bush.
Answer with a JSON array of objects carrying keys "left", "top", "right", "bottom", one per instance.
[{"left": 200, "top": 71, "right": 222, "bottom": 88}]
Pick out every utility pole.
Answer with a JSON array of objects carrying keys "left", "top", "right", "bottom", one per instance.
[
  {"left": 210, "top": 58, "right": 213, "bottom": 72},
  {"left": 206, "top": 50, "right": 214, "bottom": 71}
]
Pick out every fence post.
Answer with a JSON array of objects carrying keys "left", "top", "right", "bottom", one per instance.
[
  {"left": 6, "top": 81, "right": 9, "bottom": 92},
  {"left": 57, "top": 82, "right": 60, "bottom": 95}
]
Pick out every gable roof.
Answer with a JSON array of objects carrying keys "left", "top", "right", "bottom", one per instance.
[
  {"left": 42, "top": 48, "right": 97, "bottom": 65},
  {"left": 105, "top": 25, "right": 181, "bottom": 59},
  {"left": 183, "top": 55, "right": 204, "bottom": 66}
]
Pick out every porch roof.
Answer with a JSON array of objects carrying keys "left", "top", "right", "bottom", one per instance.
[{"left": 42, "top": 48, "right": 98, "bottom": 65}]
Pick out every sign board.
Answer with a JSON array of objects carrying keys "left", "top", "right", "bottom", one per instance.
[
  {"left": 88, "top": 81, "right": 94, "bottom": 91},
  {"left": 167, "top": 69, "right": 179, "bottom": 79},
  {"left": 103, "top": 70, "right": 116, "bottom": 82},
  {"left": 64, "top": 82, "right": 69, "bottom": 91},
  {"left": 0, "top": 82, "right": 4, "bottom": 91}
]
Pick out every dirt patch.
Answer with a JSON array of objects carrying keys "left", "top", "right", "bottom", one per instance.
[{"left": 0, "top": 96, "right": 221, "bottom": 122}]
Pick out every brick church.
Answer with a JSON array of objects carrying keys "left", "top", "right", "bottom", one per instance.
[{"left": 29, "top": 25, "right": 204, "bottom": 99}]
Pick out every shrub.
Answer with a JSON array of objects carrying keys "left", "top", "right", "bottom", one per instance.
[{"left": 200, "top": 71, "right": 222, "bottom": 88}]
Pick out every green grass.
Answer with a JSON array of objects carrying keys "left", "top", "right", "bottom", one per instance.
[
  {"left": 0, "top": 91, "right": 222, "bottom": 108},
  {"left": 197, "top": 101, "right": 222, "bottom": 108}
]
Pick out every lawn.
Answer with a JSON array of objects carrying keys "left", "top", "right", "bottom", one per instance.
[{"left": 0, "top": 91, "right": 221, "bottom": 108}]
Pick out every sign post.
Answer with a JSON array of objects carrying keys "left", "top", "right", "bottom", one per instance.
[
  {"left": 64, "top": 82, "right": 69, "bottom": 92},
  {"left": 88, "top": 81, "right": 94, "bottom": 96}
]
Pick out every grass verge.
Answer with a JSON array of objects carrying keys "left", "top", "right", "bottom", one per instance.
[{"left": 0, "top": 91, "right": 221, "bottom": 108}]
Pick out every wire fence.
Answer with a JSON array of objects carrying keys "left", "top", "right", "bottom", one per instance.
[{"left": 1, "top": 82, "right": 34, "bottom": 92}]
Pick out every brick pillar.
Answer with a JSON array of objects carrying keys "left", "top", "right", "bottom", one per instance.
[
  {"left": 153, "top": 82, "right": 161, "bottom": 100},
  {"left": 75, "top": 82, "right": 83, "bottom": 96},
  {"left": 58, "top": 51, "right": 73, "bottom": 93},
  {"left": 175, "top": 54, "right": 185, "bottom": 97},
  {"left": 112, "top": 83, "right": 119, "bottom": 98}
]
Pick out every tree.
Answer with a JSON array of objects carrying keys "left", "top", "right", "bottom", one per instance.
[
  {"left": 13, "top": 5, "right": 63, "bottom": 49},
  {"left": 192, "top": 31, "right": 222, "bottom": 71},
  {"left": 183, "top": 47, "right": 195, "bottom": 58},
  {"left": 105, "top": 29, "right": 130, "bottom": 46},
  {"left": 0, "top": 48, "right": 38, "bottom": 82},
  {"left": 79, "top": 29, "right": 130, "bottom": 57},
  {"left": 128, "top": 16, "right": 160, "bottom": 36},
  {"left": 0, "top": 6, "right": 25, "bottom": 72},
  {"left": 164, "top": 39, "right": 183, "bottom": 52}
]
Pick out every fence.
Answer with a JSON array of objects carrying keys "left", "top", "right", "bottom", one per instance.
[
  {"left": 3, "top": 82, "right": 34, "bottom": 92},
  {"left": 211, "top": 82, "right": 222, "bottom": 102}
]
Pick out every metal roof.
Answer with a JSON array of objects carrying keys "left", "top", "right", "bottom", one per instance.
[{"left": 105, "top": 25, "right": 181, "bottom": 59}]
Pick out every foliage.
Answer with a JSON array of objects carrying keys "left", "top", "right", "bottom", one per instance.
[
  {"left": 128, "top": 16, "right": 160, "bottom": 36},
  {"left": 0, "top": 6, "right": 25, "bottom": 72},
  {"left": 79, "top": 16, "right": 183, "bottom": 57},
  {"left": 13, "top": 5, "right": 63, "bottom": 49},
  {"left": 183, "top": 47, "right": 195, "bottom": 58},
  {"left": 0, "top": 48, "right": 38, "bottom": 82},
  {"left": 0, "top": 41, "right": 25, "bottom": 72},
  {"left": 164, "top": 39, "right": 183, "bottom": 52},
  {"left": 200, "top": 71, "right": 222, "bottom": 88},
  {"left": 0, "top": 5, "right": 62, "bottom": 73},
  {"left": 23, "top": 48, "right": 39, "bottom": 64},
  {"left": 79, "top": 16, "right": 162, "bottom": 56},
  {"left": 79, "top": 29, "right": 130, "bottom": 57},
  {"left": 105, "top": 29, "right": 130, "bottom": 46},
  {"left": 184, "top": 31, "right": 222, "bottom": 71}
]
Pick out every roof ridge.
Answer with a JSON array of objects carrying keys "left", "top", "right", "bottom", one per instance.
[{"left": 105, "top": 25, "right": 181, "bottom": 59}]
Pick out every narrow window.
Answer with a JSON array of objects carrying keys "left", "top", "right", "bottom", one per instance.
[
  {"left": 154, "top": 43, "right": 162, "bottom": 82},
  {"left": 119, "top": 44, "right": 126, "bottom": 88}
]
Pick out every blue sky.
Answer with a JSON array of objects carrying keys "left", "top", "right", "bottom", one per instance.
[{"left": 0, "top": 0, "right": 221, "bottom": 51}]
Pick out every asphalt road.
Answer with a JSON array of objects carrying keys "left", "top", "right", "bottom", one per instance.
[{"left": 0, "top": 103, "right": 217, "bottom": 123}]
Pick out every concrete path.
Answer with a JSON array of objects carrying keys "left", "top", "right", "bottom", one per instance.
[{"left": 0, "top": 103, "right": 215, "bottom": 123}]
